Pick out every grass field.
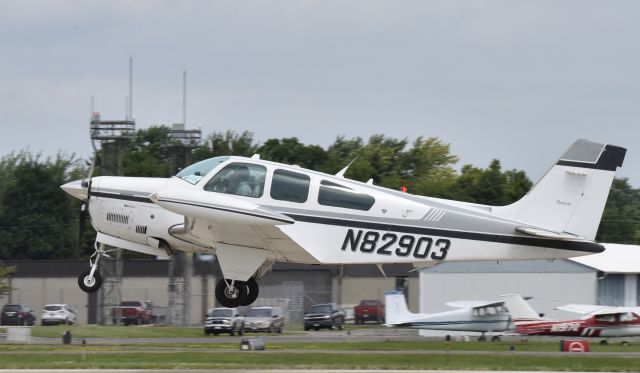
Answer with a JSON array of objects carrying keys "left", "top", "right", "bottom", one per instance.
[{"left": 2, "top": 325, "right": 640, "bottom": 370}]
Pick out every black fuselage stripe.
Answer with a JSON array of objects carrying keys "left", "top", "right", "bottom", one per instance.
[
  {"left": 92, "top": 191, "right": 152, "bottom": 203},
  {"left": 285, "top": 214, "right": 604, "bottom": 253}
]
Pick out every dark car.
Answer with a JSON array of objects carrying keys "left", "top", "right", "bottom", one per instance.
[
  {"left": 304, "top": 303, "right": 345, "bottom": 331},
  {"left": 1, "top": 304, "right": 36, "bottom": 326}
]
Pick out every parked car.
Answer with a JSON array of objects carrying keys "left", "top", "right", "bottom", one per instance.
[
  {"left": 354, "top": 299, "right": 385, "bottom": 324},
  {"left": 304, "top": 303, "right": 346, "bottom": 331},
  {"left": 204, "top": 307, "right": 244, "bottom": 336},
  {"left": 41, "top": 304, "right": 77, "bottom": 325},
  {"left": 1, "top": 304, "right": 36, "bottom": 326},
  {"left": 111, "top": 301, "right": 154, "bottom": 325},
  {"left": 242, "top": 306, "right": 284, "bottom": 333}
]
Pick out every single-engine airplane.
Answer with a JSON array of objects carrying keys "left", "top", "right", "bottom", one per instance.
[
  {"left": 62, "top": 139, "right": 625, "bottom": 307},
  {"left": 502, "top": 293, "right": 640, "bottom": 344},
  {"left": 385, "top": 290, "right": 512, "bottom": 341}
]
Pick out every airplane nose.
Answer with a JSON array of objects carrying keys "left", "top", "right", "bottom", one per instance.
[{"left": 61, "top": 179, "right": 88, "bottom": 200}]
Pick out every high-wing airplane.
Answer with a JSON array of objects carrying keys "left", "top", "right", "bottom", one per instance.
[
  {"left": 502, "top": 294, "right": 640, "bottom": 344},
  {"left": 61, "top": 139, "right": 625, "bottom": 308},
  {"left": 385, "top": 290, "right": 512, "bottom": 341}
]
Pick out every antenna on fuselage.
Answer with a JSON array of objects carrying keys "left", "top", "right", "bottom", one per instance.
[{"left": 335, "top": 154, "right": 359, "bottom": 178}]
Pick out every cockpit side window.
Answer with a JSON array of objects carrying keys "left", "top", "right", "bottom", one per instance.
[
  {"left": 271, "top": 169, "right": 310, "bottom": 203},
  {"left": 318, "top": 180, "right": 375, "bottom": 211},
  {"left": 204, "top": 163, "right": 266, "bottom": 198},
  {"left": 175, "top": 156, "right": 230, "bottom": 184}
]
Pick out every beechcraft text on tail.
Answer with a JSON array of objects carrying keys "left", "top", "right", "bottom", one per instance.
[{"left": 61, "top": 139, "right": 626, "bottom": 308}]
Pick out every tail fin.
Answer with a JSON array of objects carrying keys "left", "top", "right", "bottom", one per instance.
[
  {"left": 501, "top": 294, "right": 544, "bottom": 323},
  {"left": 493, "top": 139, "right": 626, "bottom": 240},
  {"left": 384, "top": 290, "right": 415, "bottom": 325}
]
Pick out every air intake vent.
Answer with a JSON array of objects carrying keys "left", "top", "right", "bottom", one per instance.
[
  {"left": 106, "top": 212, "right": 129, "bottom": 224},
  {"left": 135, "top": 225, "right": 148, "bottom": 235}
]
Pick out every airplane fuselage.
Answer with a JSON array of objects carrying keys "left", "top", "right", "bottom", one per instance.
[
  {"left": 514, "top": 315, "right": 640, "bottom": 338},
  {"left": 79, "top": 155, "right": 604, "bottom": 266}
]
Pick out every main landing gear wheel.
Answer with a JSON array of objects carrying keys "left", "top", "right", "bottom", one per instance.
[
  {"left": 78, "top": 270, "right": 103, "bottom": 293},
  {"left": 215, "top": 279, "right": 248, "bottom": 308},
  {"left": 243, "top": 278, "right": 259, "bottom": 306}
]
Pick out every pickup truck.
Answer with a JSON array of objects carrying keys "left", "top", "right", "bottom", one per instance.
[
  {"left": 111, "top": 301, "right": 154, "bottom": 326},
  {"left": 354, "top": 299, "right": 385, "bottom": 324}
]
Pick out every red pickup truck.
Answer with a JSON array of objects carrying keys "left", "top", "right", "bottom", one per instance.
[
  {"left": 111, "top": 301, "right": 154, "bottom": 326},
  {"left": 354, "top": 299, "right": 385, "bottom": 324}
]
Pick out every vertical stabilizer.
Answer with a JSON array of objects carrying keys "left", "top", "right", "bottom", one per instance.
[
  {"left": 501, "top": 294, "right": 544, "bottom": 322},
  {"left": 385, "top": 290, "right": 415, "bottom": 325},
  {"left": 493, "top": 139, "right": 626, "bottom": 240}
]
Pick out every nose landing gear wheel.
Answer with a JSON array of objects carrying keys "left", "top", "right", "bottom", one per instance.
[
  {"left": 215, "top": 279, "right": 248, "bottom": 308},
  {"left": 78, "top": 270, "right": 103, "bottom": 293}
]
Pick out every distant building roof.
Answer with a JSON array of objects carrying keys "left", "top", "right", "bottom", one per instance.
[
  {"left": 420, "top": 259, "right": 593, "bottom": 273},
  {"left": 569, "top": 244, "right": 640, "bottom": 274}
]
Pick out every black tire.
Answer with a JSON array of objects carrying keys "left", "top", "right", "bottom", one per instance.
[
  {"left": 215, "top": 279, "right": 248, "bottom": 308},
  {"left": 491, "top": 336, "right": 501, "bottom": 342},
  {"left": 239, "top": 325, "right": 245, "bottom": 336},
  {"left": 304, "top": 325, "right": 310, "bottom": 331},
  {"left": 600, "top": 340, "right": 609, "bottom": 345},
  {"left": 278, "top": 325, "right": 283, "bottom": 334},
  {"left": 230, "top": 326, "right": 236, "bottom": 336},
  {"left": 268, "top": 324, "right": 273, "bottom": 333},
  {"left": 213, "top": 331, "right": 219, "bottom": 336},
  {"left": 314, "top": 326, "right": 319, "bottom": 331},
  {"left": 78, "top": 270, "right": 103, "bottom": 293},
  {"left": 241, "top": 278, "right": 260, "bottom": 306},
  {"left": 621, "top": 341, "right": 630, "bottom": 346},
  {"left": 338, "top": 317, "right": 344, "bottom": 330},
  {"left": 205, "top": 330, "right": 211, "bottom": 336},
  {"left": 478, "top": 336, "right": 487, "bottom": 342}
]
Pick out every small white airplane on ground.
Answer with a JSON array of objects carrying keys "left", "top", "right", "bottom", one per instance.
[
  {"left": 62, "top": 139, "right": 625, "bottom": 307},
  {"left": 385, "top": 290, "right": 511, "bottom": 341},
  {"left": 502, "top": 294, "right": 640, "bottom": 344}
]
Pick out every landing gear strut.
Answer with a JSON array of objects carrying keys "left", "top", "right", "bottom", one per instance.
[
  {"left": 215, "top": 278, "right": 260, "bottom": 308},
  {"left": 77, "top": 243, "right": 106, "bottom": 293}
]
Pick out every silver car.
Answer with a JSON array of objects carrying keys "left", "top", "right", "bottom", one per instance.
[
  {"left": 242, "top": 306, "right": 284, "bottom": 333},
  {"left": 204, "top": 307, "right": 244, "bottom": 336},
  {"left": 41, "top": 304, "right": 77, "bottom": 325}
]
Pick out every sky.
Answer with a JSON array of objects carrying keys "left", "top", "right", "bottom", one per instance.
[{"left": 1, "top": 0, "right": 638, "bottom": 186}]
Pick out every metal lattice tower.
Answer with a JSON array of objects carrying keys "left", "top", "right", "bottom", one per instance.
[
  {"left": 166, "top": 121, "right": 201, "bottom": 326},
  {"left": 90, "top": 112, "right": 135, "bottom": 325}
]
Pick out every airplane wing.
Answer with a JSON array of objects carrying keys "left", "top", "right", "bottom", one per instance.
[
  {"left": 150, "top": 189, "right": 320, "bottom": 272},
  {"left": 555, "top": 304, "right": 617, "bottom": 315},
  {"left": 445, "top": 300, "right": 504, "bottom": 309},
  {"left": 556, "top": 304, "right": 640, "bottom": 317}
]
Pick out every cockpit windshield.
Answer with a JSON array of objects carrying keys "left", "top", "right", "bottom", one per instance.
[{"left": 175, "top": 156, "right": 229, "bottom": 184}]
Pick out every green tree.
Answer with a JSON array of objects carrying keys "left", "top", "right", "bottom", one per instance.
[
  {"left": 122, "top": 126, "right": 174, "bottom": 177},
  {"left": 597, "top": 178, "right": 640, "bottom": 244},
  {"left": 0, "top": 152, "right": 84, "bottom": 260},
  {"left": 258, "top": 137, "right": 327, "bottom": 170},
  {"left": 192, "top": 131, "right": 258, "bottom": 161},
  {"left": 0, "top": 262, "right": 15, "bottom": 298}
]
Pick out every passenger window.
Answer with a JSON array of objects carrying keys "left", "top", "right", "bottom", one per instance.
[
  {"left": 318, "top": 180, "right": 375, "bottom": 211},
  {"left": 204, "top": 163, "right": 266, "bottom": 198},
  {"left": 271, "top": 169, "right": 310, "bottom": 203}
]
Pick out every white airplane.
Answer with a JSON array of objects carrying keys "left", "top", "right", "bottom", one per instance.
[
  {"left": 61, "top": 139, "right": 625, "bottom": 307},
  {"left": 385, "top": 290, "right": 511, "bottom": 341}
]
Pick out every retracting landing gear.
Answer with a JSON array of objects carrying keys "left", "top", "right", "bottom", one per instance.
[{"left": 77, "top": 242, "right": 108, "bottom": 293}]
